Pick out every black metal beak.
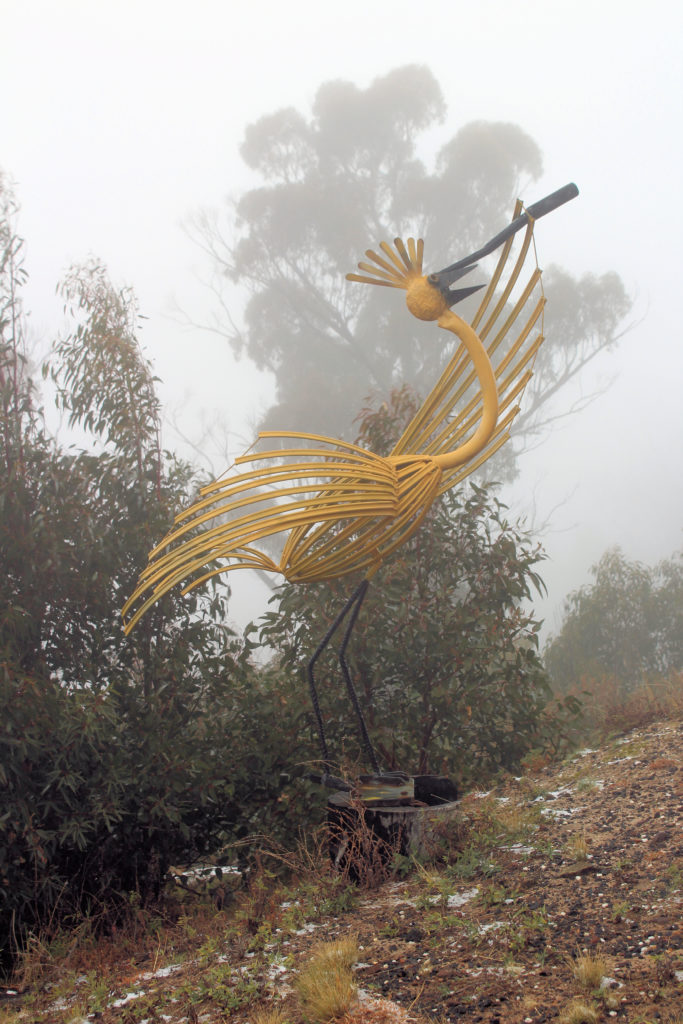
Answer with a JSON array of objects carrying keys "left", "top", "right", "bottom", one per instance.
[
  {"left": 431, "top": 182, "right": 579, "bottom": 293},
  {"left": 428, "top": 263, "right": 486, "bottom": 307}
]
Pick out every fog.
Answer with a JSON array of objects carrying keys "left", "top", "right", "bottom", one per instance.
[{"left": 3, "top": 0, "right": 682, "bottom": 640}]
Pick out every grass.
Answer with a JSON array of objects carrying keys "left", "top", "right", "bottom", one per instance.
[
  {"left": 570, "top": 950, "right": 612, "bottom": 989},
  {"left": 4, "top": 697, "right": 680, "bottom": 1024},
  {"left": 294, "top": 937, "right": 359, "bottom": 1022},
  {"left": 610, "top": 898, "right": 630, "bottom": 922},
  {"left": 448, "top": 843, "right": 500, "bottom": 881},
  {"left": 435, "top": 793, "right": 549, "bottom": 887},
  {"left": 464, "top": 798, "right": 543, "bottom": 848},
  {"left": 558, "top": 999, "right": 599, "bottom": 1024},
  {"left": 565, "top": 831, "right": 589, "bottom": 862},
  {"left": 1, "top": 819, "right": 370, "bottom": 1024},
  {"left": 664, "top": 861, "right": 683, "bottom": 893},
  {"left": 253, "top": 1010, "right": 291, "bottom": 1024},
  {"left": 562, "top": 671, "right": 683, "bottom": 746}
]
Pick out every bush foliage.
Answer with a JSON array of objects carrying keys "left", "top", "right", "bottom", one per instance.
[
  {"left": 0, "top": 180, "right": 250, "bottom": 960},
  {"left": 255, "top": 391, "right": 578, "bottom": 784},
  {"left": 0, "top": 180, "right": 326, "bottom": 963}
]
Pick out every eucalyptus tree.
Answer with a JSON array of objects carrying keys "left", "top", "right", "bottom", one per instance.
[
  {"left": 190, "top": 65, "right": 631, "bottom": 479},
  {"left": 545, "top": 546, "right": 683, "bottom": 694}
]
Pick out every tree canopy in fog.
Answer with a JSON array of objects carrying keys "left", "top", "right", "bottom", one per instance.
[
  {"left": 190, "top": 65, "right": 631, "bottom": 479},
  {"left": 545, "top": 546, "right": 683, "bottom": 693}
]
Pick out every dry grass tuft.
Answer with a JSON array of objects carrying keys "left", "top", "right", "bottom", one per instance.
[
  {"left": 313, "top": 935, "right": 359, "bottom": 972},
  {"left": 570, "top": 950, "right": 612, "bottom": 989},
  {"left": 558, "top": 999, "right": 599, "bottom": 1024},
  {"left": 252, "top": 1008, "right": 290, "bottom": 1024},
  {"left": 295, "top": 936, "right": 359, "bottom": 1022},
  {"left": 565, "top": 831, "right": 589, "bottom": 862}
]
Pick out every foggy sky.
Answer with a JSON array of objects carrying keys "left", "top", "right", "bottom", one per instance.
[{"left": 2, "top": 0, "right": 682, "bottom": 639}]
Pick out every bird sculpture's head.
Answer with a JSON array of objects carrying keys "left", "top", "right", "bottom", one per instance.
[
  {"left": 346, "top": 237, "right": 483, "bottom": 323},
  {"left": 405, "top": 275, "right": 448, "bottom": 321},
  {"left": 348, "top": 186, "right": 580, "bottom": 322}
]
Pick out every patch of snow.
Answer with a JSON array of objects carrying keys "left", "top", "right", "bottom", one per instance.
[
  {"left": 169, "top": 863, "right": 241, "bottom": 883},
  {"left": 111, "top": 990, "right": 147, "bottom": 1008},
  {"left": 294, "top": 922, "right": 318, "bottom": 935},
  {"left": 447, "top": 887, "right": 479, "bottom": 907},
  {"left": 140, "top": 963, "right": 183, "bottom": 981},
  {"left": 427, "top": 887, "right": 479, "bottom": 907},
  {"left": 266, "top": 958, "right": 290, "bottom": 981},
  {"left": 541, "top": 806, "right": 581, "bottom": 819},
  {"left": 47, "top": 998, "right": 69, "bottom": 1012}
]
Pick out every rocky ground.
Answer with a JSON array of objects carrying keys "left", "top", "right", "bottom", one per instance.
[
  {"left": 3, "top": 717, "right": 682, "bottom": 1024},
  {"left": 343, "top": 717, "right": 683, "bottom": 1022}
]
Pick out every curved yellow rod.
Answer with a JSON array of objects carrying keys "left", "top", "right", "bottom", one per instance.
[
  {"left": 432, "top": 309, "right": 498, "bottom": 470},
  {"left": 402, "top": 275, "right": 499, "bottom": 472}
]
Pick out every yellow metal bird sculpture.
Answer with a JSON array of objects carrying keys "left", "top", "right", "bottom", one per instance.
[{"left": 123, "top": 184, "right": 578, "bottom": 775}]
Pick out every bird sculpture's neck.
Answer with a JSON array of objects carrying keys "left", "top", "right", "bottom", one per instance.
[
  {"left": 432, "top": 309, "right": 499, "bottom": 471},
  {"left": 402, "top": 273, "right": 499, "bottom": 471}
]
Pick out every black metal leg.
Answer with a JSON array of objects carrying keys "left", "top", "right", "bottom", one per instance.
[
  {"left": 306, "top": 578, "right": 380, "bottom": 774},
  {"left": 337, "top": 580, "right": 380, "bottom": 774}
]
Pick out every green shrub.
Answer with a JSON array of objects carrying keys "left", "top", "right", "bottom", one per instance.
[
  {"left": 0, "top": 185, "right": 257, "bottom": 962},
  {"left": 255, "top": 390, "right": 578, "bottom": 785}
]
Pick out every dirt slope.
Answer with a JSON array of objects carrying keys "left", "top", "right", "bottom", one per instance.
[
  {"left": 4, "top": 717, "right": 682, "bottom": 1024},
  {"left": 338, "top": 717, "right": 683, "bottom": 1022}
]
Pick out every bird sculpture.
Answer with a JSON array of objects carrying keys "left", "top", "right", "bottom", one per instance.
[{"left": 123, "top": 183, "right": 579, "bottom": 779}]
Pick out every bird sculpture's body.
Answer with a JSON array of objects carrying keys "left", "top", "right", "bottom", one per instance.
[{"left": 123, "top": 184, "right": 579, "bottom": 777}]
